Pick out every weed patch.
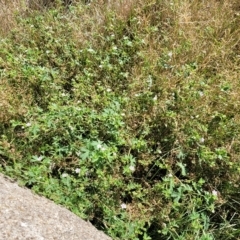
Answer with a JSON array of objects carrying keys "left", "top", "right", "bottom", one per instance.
[{"left": 1, "top": 1, "right": 240, "bottom": 239}]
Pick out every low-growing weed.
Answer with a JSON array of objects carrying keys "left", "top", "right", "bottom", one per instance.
[{"left": 1, "top": 0, "right": 240, "bottom": 239}]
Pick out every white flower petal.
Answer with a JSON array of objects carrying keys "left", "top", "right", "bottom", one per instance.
[
  {"left": 129, "top": 166, "right": 135, "bottom": 172},
  {"left": 121, "top": 203, "right": 127, "bottom": 209},
  {"left": 212, "top": 190, "right": 218, "bottom": 197},
  {"left": 62, "top": 173, "right": 68, "bottom": 178}
]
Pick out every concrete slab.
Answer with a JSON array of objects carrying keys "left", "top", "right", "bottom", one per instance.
[{"left": 0, "top": 174, "right": 112, "bottom": 240}]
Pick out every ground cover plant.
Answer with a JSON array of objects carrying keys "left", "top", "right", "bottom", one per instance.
[{"left": 1, "top": 0, "right": 240, "bottom": 239}]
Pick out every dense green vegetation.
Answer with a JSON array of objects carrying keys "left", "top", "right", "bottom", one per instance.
[{"left": 1, "top": 0, "right": 240, "bottom": 239}]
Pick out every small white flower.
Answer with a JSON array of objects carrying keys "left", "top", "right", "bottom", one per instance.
[
  {"left": 62, "top": 173, "right": 68, "bottom": 178},
  {"left": 129, "top": 166, "right": 135, "bottom": 172},
  {"left": 168, "top": 173, "right": 173, "bottom": 177},
  {"left": 121, "top": 203, "right": 127, "bottom": 209},
  {"left": 212, "top": 190, "right": 218, "bottom": 197},
  {"left": 153, "top": 95, "right": 158, "bottom": 101},
  {"left": 96, "top": 143, "right": 105, "bottom": 151},
  {"left": 168, "top": 51, "right": 173, "bottom": 58},
  {"left": 106, "top": 88, "right": 111, "bottom": 92},
  {"left": 121, "top": 113, "right": 125, "bottom": 116},
  {"left": 200, "top": 137, "right": 205, "bottom": 143},
  {"left": 135, "top": 93, "right": 140, "bottom": 97},
  {"left": 36, "top": 156, "right": 44, "bottom": 161},
  {"left": 96, "top": 144, "right": 102, "bottom": 149},
  {"left": 26, "top": 122, "right": 31, "bottom": 127},
  {"left": 75, "top": 168, "right": 80, "bottom": 174},
  {"left": 198, "top": 91, "right": 204, "bottom": 97}
]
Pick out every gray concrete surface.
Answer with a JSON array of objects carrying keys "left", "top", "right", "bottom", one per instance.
[{"left": 0, "top": 174, "right": 112, "bottom": 240}]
